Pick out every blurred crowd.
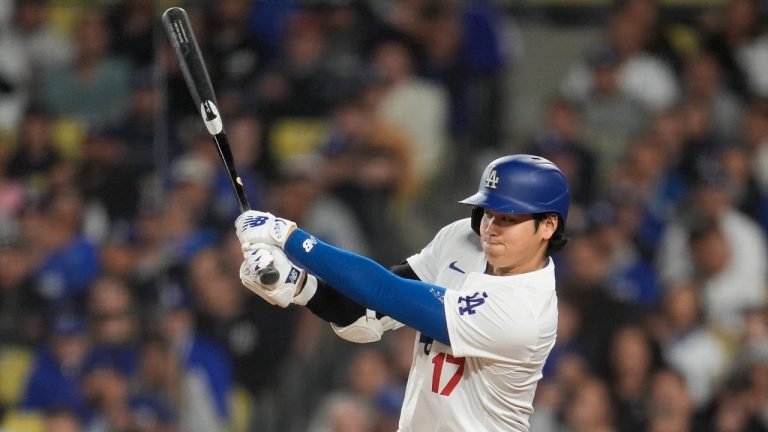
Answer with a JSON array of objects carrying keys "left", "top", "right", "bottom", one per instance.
[{"left": 0, "top": 0, "right": 767, "bottom": 431}]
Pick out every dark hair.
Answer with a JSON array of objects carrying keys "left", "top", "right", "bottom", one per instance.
[{"left": 533, "top": 213, "right": 568, "bottom": 255}]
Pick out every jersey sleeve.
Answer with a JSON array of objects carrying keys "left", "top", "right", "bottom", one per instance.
[
  {"left": 443, "top": 273, "right": 556, "bottom": 363},
  {"left": 407, "top": 219, "right": 471, "bottom": 281},
  {"left": 406, "top": 238, "right": 441, "bottom": 282}
]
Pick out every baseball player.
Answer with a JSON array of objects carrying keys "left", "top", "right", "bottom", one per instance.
[{"left": 235, "top": 154, "right": 570, "bottom": 431}]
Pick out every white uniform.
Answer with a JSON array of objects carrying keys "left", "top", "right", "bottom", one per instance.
[{"left": 400, "top": 218, "right": 558, "bottom": 432}]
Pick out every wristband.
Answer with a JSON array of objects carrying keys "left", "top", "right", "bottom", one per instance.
[{"left": 292, "top": 274, "right": 318, "bottom": 306}]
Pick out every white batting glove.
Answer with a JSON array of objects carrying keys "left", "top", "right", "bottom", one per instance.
[
  {"left": 235, "top": 210, "right": 296, "bottom": 249},
  {"left": 240, "top": 243, "right": 314, "bottom": 308}
]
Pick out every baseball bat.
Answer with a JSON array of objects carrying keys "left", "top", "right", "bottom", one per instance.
[{"left": 161, "top": 7, "right": 279, "bottom": 285}]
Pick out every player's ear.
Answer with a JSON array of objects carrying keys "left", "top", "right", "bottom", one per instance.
[{"left": 539, "top": 213, "right": 558, "bottom": 240}]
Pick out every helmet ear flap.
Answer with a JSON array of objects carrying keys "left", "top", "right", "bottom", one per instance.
[{"left": 471, "top": 206, "right": 483, "bottom": 235}]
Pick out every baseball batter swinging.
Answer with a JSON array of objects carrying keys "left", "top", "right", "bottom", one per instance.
[{"left": 235, "top": 154, "right": 570, "bottom": 431}]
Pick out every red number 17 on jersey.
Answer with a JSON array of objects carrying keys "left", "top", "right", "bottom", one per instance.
[{"left": 431, "top": 353, "right": 466, "bottom": 396}]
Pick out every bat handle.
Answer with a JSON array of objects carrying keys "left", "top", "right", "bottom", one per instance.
[{"left": 259, "top": 266, "right": 280, "bottom": 285}]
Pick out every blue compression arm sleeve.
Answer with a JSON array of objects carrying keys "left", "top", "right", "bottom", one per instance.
[{"left": 285, "top": 229, "right": 451, "bottom": 345}]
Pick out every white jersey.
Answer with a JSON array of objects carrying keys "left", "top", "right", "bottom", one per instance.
[{"left": 400, "top": 218, "right": 558, "bottom": 432}]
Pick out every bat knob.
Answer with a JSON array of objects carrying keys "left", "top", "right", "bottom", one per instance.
[{"left": 259, "top": 265, "right": 280, "bottom": 285}]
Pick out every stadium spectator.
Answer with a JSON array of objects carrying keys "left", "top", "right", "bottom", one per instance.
[
  {"left": 716, "top": 143, "right": 766, "bottom": 226},
  {"left": 86, "top": 276, "right": 142, "bottom": 378},
  {"left": 699, "top": 0, "right": 768, "bottom": 100},
  {"left": 645, "top": 368, "right": 700, "bottom": 432},
  {"left": 371, "top": 36, "right": 449, "bottom": 191},
  {"left": 526, "top": 96, "right": 597, "bottom": 211},
  {"left": 154, "top": 282, "right": 233, "bottom": 432},
  {"left": 18, "top": 313, "right": 92, "bottom": 419},
  {"left": 562, "top": 376, "right": 617, "bottom": 432},
  {"left": 9, "top": 0, "right": 73, "bottom": 75},
  {"left": 586, "top": 196, "right": 663, "bottom": 308},
  {"left": 7, "top": 107, "right": 62, "bottom": 192},
  {"left": 656, "top": 172, "right": 768, "bottom": 337},
  {"left": 558, "top": 235, "right": 639, "bottom": 375},
  {"left": 34, "top": 10, "right": 131, "bottom": 131},
  {"left": 25, "top": 189, "right": 100, "bottom": 309},
  {"left": 0, "top": 244, "right": 44, "bottom": 344},
  {"left": 653, "top": 281, "right": 729, "bottom": 408},
  {"left": 680, "top": 50, "right": 744, "bottom": 141},
  {"left": 105, "top": 0, "right": 155, "bottom": 69},
  {"left": 579, "top": 47, "right": 649, "bottom": 179},
  {"left": 0, "top": 0, "right": 73, "bottom": 132},
  {"left": 606, "top": 324, "right": 663, "bottom": 432},
  {"left": 205, "top": 0, "right": 267, "bottom": 91},
  {"left": 561, "top": 8, "right": 680, "bottom": 112},
  {"left": 743, "top": 99, "right": 768, "bottom": 228}
]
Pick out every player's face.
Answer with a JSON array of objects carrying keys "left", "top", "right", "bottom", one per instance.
[{"left": 480, "top": 210, "right": 556, "bottom": 276}]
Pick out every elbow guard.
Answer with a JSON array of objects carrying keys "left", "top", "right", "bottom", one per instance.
[{"left": 331, "top": 309, "right": 404, "bottom": 343}]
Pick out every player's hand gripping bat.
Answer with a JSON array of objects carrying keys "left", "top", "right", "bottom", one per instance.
[{"left": 161, "top": 7, "right": 279, "bottom": 284}]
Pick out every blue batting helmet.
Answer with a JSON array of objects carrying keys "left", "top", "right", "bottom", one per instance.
[{"left": 460, "top": 154, "right": 570, "bottom": 233}]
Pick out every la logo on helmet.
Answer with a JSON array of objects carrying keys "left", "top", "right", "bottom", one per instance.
[{"left": 485, "top": 168, "right": 499, "bottom": 189}]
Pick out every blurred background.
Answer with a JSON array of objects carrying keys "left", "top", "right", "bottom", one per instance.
[{"left": 1, "top": 0, "right": 768, "bottom": 431}]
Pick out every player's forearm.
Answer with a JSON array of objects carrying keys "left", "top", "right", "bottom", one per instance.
[
  {"left": 285, "top": 229, "right": 450, "bottom": 344},
  {"left": 305, "top": 262, "right": 421, "bottom": 326},
  {"left": 306, "top": 279, "right": 366, "bottom": 326}
]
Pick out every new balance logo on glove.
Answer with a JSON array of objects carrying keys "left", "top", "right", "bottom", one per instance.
[
  {"left": 286, "top": 267, "right": 301, "bottom": 284},
  {"left": 243, "top": 215, "right": 270, "bottom": 228}
]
